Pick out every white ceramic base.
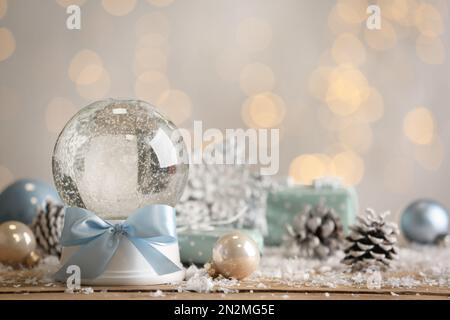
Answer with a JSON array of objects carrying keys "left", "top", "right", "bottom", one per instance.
[{"left": 59, "top": 223, "right": 185, "bottom": 286}]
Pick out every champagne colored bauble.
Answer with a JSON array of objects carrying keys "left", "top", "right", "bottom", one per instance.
[
  {"left": 23, "top": 250, "right": 40, "bottom": 267},
  {"left": 0, "top": 221, "right": 38, "bottom": 266},
  {"left": 52, "top": 99, "right": 189, "bottom": 219},
  {"left": 212, "top": 231, "right": 260, "bottom": 279}
]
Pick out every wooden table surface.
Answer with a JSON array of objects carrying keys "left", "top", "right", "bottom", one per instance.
[{"left": 1, "top": 269, "right": 449, "bottom": 300}]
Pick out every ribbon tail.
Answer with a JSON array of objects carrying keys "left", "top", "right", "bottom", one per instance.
[
  {"left": 129, "top": 237, "right": 181, "bottom": 275},
  {"left": 55, "top": 231, "right": 120, "bottom": 281}
]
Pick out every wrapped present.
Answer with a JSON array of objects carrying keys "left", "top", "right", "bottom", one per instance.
[
  {"left": 178, "top": 228, "right": 264, "bottom": 265},
  {"left": 265, "top": 178, "right": 358, "bottom": 246}
]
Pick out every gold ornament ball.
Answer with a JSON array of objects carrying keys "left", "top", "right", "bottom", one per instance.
[
  {"left": 23, "top": 250, "right": 41, "bottom": 268},
  {"left": 0, "top": 221, "right": 38, "bottom": 266},
  {"left": 212, "top": 231, "right": 260, "bottom": 279}
]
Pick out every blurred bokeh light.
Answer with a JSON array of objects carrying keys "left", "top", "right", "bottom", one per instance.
[{"left": 0, "top": 0, "right": 449, "bottom": 219}]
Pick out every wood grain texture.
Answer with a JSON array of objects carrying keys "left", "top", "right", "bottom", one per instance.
[
  {"left": 1, "top": 270, "right": 449, "bottom": 300},
  {"left": 0, "top": 291, "right": 449, "bottom": 300}
]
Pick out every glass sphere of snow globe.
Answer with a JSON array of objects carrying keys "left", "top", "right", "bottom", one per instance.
[{"left": 52, "top": 99, "right": 189, "bottom": 219}]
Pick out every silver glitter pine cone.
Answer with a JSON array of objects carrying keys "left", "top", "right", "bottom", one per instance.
[
  {"left": 283, "top": 204, "right": 344, "bottom": 259},
  {"left": 31, "top": 199, "right": 65, "bottom": 257},
  {"left": 342, "top": 208, "right": 399, "bottom": 271}
]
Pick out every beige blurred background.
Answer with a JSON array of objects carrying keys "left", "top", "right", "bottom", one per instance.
[{"left": 0, "top": 0, "right": 449, "bottom": 221}]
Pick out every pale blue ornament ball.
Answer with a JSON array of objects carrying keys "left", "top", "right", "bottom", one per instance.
[
  {"left": 0, "top": 179, "right": 61, "bottom": 225},
  {"left": 401, "top": 199, "right": 449, "bottom": 244}
]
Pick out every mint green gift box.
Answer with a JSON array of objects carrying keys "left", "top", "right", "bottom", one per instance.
[
  {"left": 178, "top": 228, "right": 264, "bottom": 265},
  {"left": 265, "top": 181, "right": 358, "bottom": 246}
]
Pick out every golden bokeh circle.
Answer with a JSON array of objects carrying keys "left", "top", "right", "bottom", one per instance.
[
  {"left": 236, "top": 17, "right": 272, "bottom": 52},
  {"left": 76, "top": 64, "right": 104, "bottom": 86},
  {"left": 364, "top": 19, "right": 397, "bottom": 51},
  {"left": 135, "top": 12, "right": 170, "bottom": 38},
  {"left": 331, "top": 33, "right": 366, "bottom": 66},
  {"left": 308, "top": 66, "right": 332, "bottom": 101},
  {"left": 354, "top": 87, "right": 384, "bottom": 123},
  {"left": 68, "top": 49, "right": 104, "bottom": 85},
  {"left": 289, "top": 154, "right": 330, "bottom": 185},
  {"left": 76, "top": 68, "right": 111, "bottom": 100},
  {"left": 416, "top": 35, "right": 445, "bottom": 65},
  {"left": 239, "top": 63, "right": 275, "bottom": 96},
  {"left": 102, "top": 0, "right": 137, "bottom": 16},
  {"left": 56, "top": 0, "right": 86, "bottom": 7},
  {"left": 146, "top": 0, "right": 174, "bottom": 7},
  {"left": 326, "top": 65, "right": 370, "bottom": 116},
  {"left": 134, "top": 70, "right": 170, "bottom": 104},
  {"left": 392, "top": 0, "right": 420, "bottom": 27},
  {"left": 338, "top": 122, "right": 373, "bottom": 154},
  {"left": 157, "top": 89, "right": 192, "bottom": 125},
  {"left": 0, "top": 0, "right": 7, "bottom": 19},
  {"left": 332, "top": 151, "right": 364, "bottom": 186},
  {"left": 328, "top": 5, "right": 360, "bottom": 35},
  {"left": 403, "top": 107, "right": 435, "bottom": 145},
  {"left": 377, "top": 0, "right": 409, "bottom": 22},
  {"left": 46, "top": 97, "right": 78, "bottom": 134},
  {"left": 241, "top": 92, "right": 286, "bottom": 128},
  {"left": 0, "top": 28, "right": 15, "bottom": 62},
  {"left": 414, "top": 3, "right": 444, "bottom": 37},
  {"left": 336, "top": 0, "right": 369, "bottom": 24},
  {"left": 134, "top": 46, "right": 168, "bottom": 75},
  {"left": 136, "top": 33, "right": 169, "bottom": 52}
]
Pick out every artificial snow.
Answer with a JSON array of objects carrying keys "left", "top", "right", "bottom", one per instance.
[
  {"left": 366, "top": 271, "right": 382, "bottom": 289},
  {"left": 252, "top": 245, "right": 450, "bottom": 289},
  {"left": 256, "top": 282, "right": 268, "bottom": 289},
  {"left": 150, "top": 290, "right": 165, "bottom": 297},
  {"left": 178, "top": 265, "right": 239, "bottom": 293},
  {"left": 81, "top": 287, "right": 94, "bottom": 294},
  {"left": 1, "top": 244, "right": 449, "bottom": 292}
]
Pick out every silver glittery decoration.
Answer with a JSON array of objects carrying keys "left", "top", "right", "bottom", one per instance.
[
  {"left": 32, "top": 199, "right": 65, "bottom": 257},
  {"left": 175, "top": 140, "right": 277, "bottom": 234},
  {"left": 400, "top": 199, "right": 450, "bottom": 244},
  {"left": 283, "top": 204, "right": 344, "bottom": 259},
  {"left": 342, "top": 208, "right": 399, "bottom": 271}
]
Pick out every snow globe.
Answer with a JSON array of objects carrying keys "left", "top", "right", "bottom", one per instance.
[{"left": 52, "top": 99, "right": 189, "bottom": 285}]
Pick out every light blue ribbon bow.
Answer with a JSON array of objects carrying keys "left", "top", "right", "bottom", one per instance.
[{"left": 55, "top": 205, "right": 181, "bottom": 281}]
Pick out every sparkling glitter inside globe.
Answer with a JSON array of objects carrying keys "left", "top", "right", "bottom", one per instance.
[{"left": 52, "top": 99, "right": 189, "bottom": 219}]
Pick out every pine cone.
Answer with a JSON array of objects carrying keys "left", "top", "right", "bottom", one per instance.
[
  {"left": 342, "top": 208, "right": 399, "bottom": 271},
  {"left": 283, "top": 204, "right": 344, "bottom": 259},
  {"left": 32, "top": 199, "right": 65, "bottom": 257}
]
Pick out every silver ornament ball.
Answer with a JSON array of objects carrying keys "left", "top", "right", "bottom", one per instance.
[
  {"left": 212, "top": 231, "right": 260, "bottom": 279},
  {"left": 401, "top": 199, "right": 449, "bottom": 244}
]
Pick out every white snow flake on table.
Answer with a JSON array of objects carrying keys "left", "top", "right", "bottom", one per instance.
[
  {"left": 253, "top": 246, "right": 450, "bottom": 289},
  {"left": 1, "top": 244, "right": 449, "bottom": 292}
]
